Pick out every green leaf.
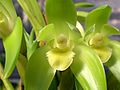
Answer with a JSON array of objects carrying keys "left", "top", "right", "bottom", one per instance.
[
  {"left": 77, "top": 11, "right": 88, "bottom": 23},
  {"left": 16, "top": 54, "right": 27, "bottom": 84},
  {"left": 106, "top": 71, "right": 120, "bottom": 90},
  {"left": 75, "top": 2, "right": 94, "bottom": 8},
  {"left": 3, "top": 17, "right": 23, "bottom": 79},
  {"left": 46, "top": 0, "right": 77, "bottom": 26},
  {"left": 27, "top": 40, "right": 38, "bottom": 60},
  {"left": 24, "top": 29, "right": 38, "bottom": 59},
  {"left": 71, "top": 45, "right": 107, "bottom": 90},
  {"left": 58, "top": 69, "right": 74, "bottom": 90},
  {"left": 0, "top": 62, "right": 3, "bottom": 79},
  {"left": 85, "top": 5, "right": 111, "bottom": 32},
  {"left": 24, "top": 29, "right": 29, "bottom": 45},
  {"left": 29, "top": 29, "right": 35, "bottom": 45},
  {"left": 18, "top": 0, "right": 45, "bottom": 35},
  {"left": 106, "top": 41, "right": 120, "bottom": 82},
  {"left": 101, "top": 24, "right": 120, "bottom": 36},
  {"left": 20, "top": 31, "right": 27, "bottom": 56},
  {"left": 0, "top": 0, "right": 17, "bottom": 22},
  {"left": 25, "top": 47, "right": 56, "bottom": 90},
  {"left": 75, "top": 79, "right": 83, "bottom": 90},
  {"left": 0, "top": 63, "right": 14, "bottom": 90},
  {"left": 48, "top": 77, "right": 58, "bottom": 90},
  {"left": 27, "top": 30, "right": 38, "bottom": 59}
]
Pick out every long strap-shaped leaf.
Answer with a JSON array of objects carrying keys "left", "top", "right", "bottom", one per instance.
[
  {"left": 85, "top": 5, "right": 111, "bottom": 32},
  {"left": 46, "top": 0, "right": 77, "bottom": 26},
  {"left": 17, "top": 0, "right": 45, "bottom": 35},
  {"left": 3, "top": 17, "right": 23, "bottom": 79},
  {"left": 58, "top": 69, "right": 74, "bottom": 90},
  {"left": 25, "top": 47, "right": 56, "bottom": 90},
  {"left": 71, "top": 45, "right": 107, "bottom": 90},
  {"left": 0, "top": 0, "right": 17, "bottom": 23},
  {"left": 106, "top": 71, "right": 120, "bottom": 90},
  {"left": 16, "top": 54, "right": 27, "bottom": 84},
  {"left": 106, "top": 41, "right": 120, "bottom": 82}
]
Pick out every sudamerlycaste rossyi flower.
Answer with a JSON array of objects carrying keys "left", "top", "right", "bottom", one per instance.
[
  {"left": 88, "top": 32, "right": 112, "bottom": 63},
  {"left": 0, "top": 0, "right": 17, "bottom": 39},
  {"left": 37, "top": 22, "right": 82, "bottom": 71},
  {"left": 83, "top": 24, "right": 120, "bottom": 63}
]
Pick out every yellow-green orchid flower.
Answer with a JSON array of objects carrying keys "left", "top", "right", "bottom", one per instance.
[
  {"left": 46, "top": 33, "right": 75, "bottom": 71},
  {"left": 0, "top": 0, "right": 17, "bottom": 39},
  {"left": 37, "top": 23, "right": 80, "bottom": 71},
  {"left": 88, "top": 32, "right": 112, "bottom": 63},
  {"left": 85, "top": 23, "right": 120, "bottom": 63},
  {"left": 79, "top": 22, "right": 120, "bottom": 63}
]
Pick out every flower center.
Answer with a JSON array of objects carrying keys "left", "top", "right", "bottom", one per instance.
[
  {"left": 46, "top": 34, "right": 75, "bottom": 71},
  {"left": 89, "top": 33, "right": 104, "bottom": 48},
  {"left": 56, "top": 34, "right": 69, "bottom": 49}
]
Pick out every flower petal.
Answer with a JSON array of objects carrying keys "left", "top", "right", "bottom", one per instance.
[
  {"left": 94, "top": 47, "right": 112, "bottom": 63},
  {"left": 46, "top": 49, "right": 75, "bottom": 71}
]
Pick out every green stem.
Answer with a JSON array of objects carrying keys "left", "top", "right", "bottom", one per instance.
[
  {"left": 0, "top": 63, "right": 14, "bottom": 90},
  {"left": 2, "top": 79, "right": 14, "bottom": 90},
  {"left": 0, "top": 63, "right": 3, "bottom": 79}
]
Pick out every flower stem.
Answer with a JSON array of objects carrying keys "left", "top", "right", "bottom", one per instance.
[{"left": 0, "top": 63, "right": 14, "bottom": 90}]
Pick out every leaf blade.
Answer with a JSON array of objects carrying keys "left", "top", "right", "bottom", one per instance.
[
  {"left": 71, "top": 45, "right": 107, "bottom": 90},
  {"left": 106, "top": 41, "right": 120, "bottom": 82},
  {"left": 3, "top": 17, "right": 23, "bottom": 79},
  {"left": 16, "top": 54, "right": 27, "bottom": 84},
  {"left": 18, "top": 0, "right": 45, "bottom": 35},
  {"left": 25, "top": 47, "right": 56, "bottom": 90}
]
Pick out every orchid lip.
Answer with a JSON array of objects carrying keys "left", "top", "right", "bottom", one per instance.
[
  {"left": 46, "top": 33, "right": 75, "bottom": 71},
  {"left": 46, "top": 48, "right": 75, "bottom": 71}
]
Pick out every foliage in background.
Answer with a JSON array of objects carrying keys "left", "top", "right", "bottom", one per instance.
[{"left": 0, "top": 0, "right": 120, "bottom": 90}]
